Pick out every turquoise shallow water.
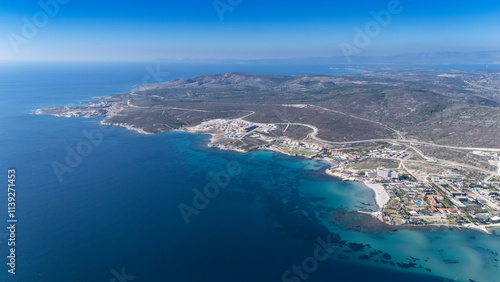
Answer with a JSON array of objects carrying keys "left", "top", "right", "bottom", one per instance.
[
  {"left": 493, "top": 227, "right": 500, "bottom": 235},
  {"left": 0, "top": 62, "right": 498, "bottom": 281}
]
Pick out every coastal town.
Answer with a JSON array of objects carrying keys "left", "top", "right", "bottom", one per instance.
[
  {"left": 286, "top": 140, "right": 500, "bottom": 233},
  {"left": 30, "top": 65, "right": 500, "bottom": 281},
  {"left": 34, "top": 87, "right": 500, "bottom": 234},
  {"left": 188, "top": 117, "right": 500, "bottom": 234},
  {"left": 192, "top": 118, "right": 277, "bottom": 139},
  {"left": 35, "top": 96, "right": 500, "bottom": 234}
]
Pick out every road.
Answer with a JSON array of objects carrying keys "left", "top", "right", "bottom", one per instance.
[
  {"left": 307, "top": 105, "right": 500, "bottom": 152},
  {"left": 126, "top": 100, "right": 500, "bottom": 181},
  {"left": 309, "top": 105, "right": 405, "bottom": 140},
  {"left": 267, "top": 107, "right": 500, "bottom": 181}
]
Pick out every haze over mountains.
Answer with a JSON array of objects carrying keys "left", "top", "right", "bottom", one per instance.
[{"left": 154, "top": 51, "right": 500, "bottom": 65}]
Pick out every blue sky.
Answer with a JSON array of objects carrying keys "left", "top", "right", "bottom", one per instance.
[{"left": 1, "top": 0, "right": 500, "bottom": 61}]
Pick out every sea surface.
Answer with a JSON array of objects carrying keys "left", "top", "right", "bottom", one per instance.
[{"left": 1, "top": 62, "right": 499, "bottom": 281}]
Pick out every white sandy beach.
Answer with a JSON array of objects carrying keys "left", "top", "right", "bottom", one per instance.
[{"left": 363, "top": 181, "right": 390, "bottom": 210}]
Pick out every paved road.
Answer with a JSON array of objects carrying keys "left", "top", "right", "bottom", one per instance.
[
  {"left": 271, "top": 116, "right": 500, "bottom": 181},
  {"left": 127, "top": 100, "right": 500, "bottom": 180},
  {"left": 310, "top": 105, "right": 405, "bottom": 139},
  {"left": 307, "top": 105, "right": 500, "bottom": 152}
]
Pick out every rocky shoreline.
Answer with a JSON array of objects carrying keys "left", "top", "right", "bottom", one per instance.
[
  {"left": 34, "top": 108, "right": 500, "bottom": 235},
  {"left": 331, "top": 209, "right": 486, "bottom": 234},
  {"left": 100, "top": 120, "right": 154, "bottom": 135}
]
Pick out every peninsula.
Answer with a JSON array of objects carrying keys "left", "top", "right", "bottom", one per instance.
[{"left": 35, "top": 69, "right": 500, "bottom": 233}]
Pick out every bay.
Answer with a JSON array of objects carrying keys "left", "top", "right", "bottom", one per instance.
[{"left": 1, "top": 62, "right": 497, "bottom": 281}]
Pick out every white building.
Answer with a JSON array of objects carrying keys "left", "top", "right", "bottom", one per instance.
[{"left": 366, "top": 167, "right": 400, "bottom": 180}]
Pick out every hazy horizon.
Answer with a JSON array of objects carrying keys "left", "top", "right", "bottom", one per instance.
[{"left": 2, "top": 0, "right": 500, "bottom": 62}]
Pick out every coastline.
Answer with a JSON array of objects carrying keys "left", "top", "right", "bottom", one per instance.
[
  {"left": 100, "top": 120, "right": 154, "bottom": 135},
  {"left": 356, "top": 210, "right": 500, "bottom": 235},
  {"left": 183, "top": 127, "right": 250, "bottom": 153},
  {"left": 335, "top": 210, "right": 498, "bottom": 235},
  {"left": 361, "top": 181, "right": 390, "bottom": 211},
  {"left": 324, "top": 169, "right": 391, "bottom": 212},
  {"left": 48, "top": 115, "right": 500, "bottom": 236}
]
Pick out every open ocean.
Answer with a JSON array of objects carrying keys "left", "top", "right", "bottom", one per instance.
[{"left": 1, "top": 62, "right": 499, "bottom": 281}]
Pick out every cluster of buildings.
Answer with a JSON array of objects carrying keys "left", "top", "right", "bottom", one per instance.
[
  {"left": 325, "top": 149, "right": 361, "bottom": 161},
  {"left": 48, "top": 107, "right": 109, "bottom": 118},
  {"left": 367, "top": 148, "right": 409, "bottom": 160},
  {"left": 192, "top": 118, "right": 500, "bottom": 229},
  {"left": 38, "top": 101, "right": 114, "bottom": 118},
  {"left": 195, "top": 119, "right": 277, "bottom": 139},
  {"left": 272, "top": 135, "right": 500, "bottom": 230},
  {"left": 279, "top": 138, "right": 324, "bottom": 152},
  {"left": 380, "top": 179, "right": 500, "bottom": 227},
  {"left": 366, "top": 168, "right": 400, "bottom": 180},
  {"left": 278, "top": 139, "right": 364, "bottom": 162}
]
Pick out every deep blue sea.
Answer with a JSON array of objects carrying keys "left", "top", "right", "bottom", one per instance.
[{"left": 1, "top": 62, "right": 499, "bottom": 282}]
